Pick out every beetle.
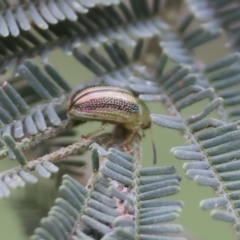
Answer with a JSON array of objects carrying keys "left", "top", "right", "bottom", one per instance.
[{"left": 68, "top": 85, "right": 156, "bottom": 163}]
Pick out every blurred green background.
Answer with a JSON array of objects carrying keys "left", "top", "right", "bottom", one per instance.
[{"left": 0, "top": 31, "right": 237, "bottom": 240}]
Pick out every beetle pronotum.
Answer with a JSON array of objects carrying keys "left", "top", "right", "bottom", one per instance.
[{"left": 68, "top": 85, "right": 156, "bottom": 164}]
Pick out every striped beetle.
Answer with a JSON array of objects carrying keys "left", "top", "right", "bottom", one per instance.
[{"left": 68, "top": 85, "right": 156, "bottom": 163}]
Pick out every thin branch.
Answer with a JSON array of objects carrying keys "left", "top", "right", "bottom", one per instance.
[
  {"left": 0, "top": 132, "right": 112, "bottom": 179},
  {"left": 18, "top": 119, "right": 72, "bottom": 150}
]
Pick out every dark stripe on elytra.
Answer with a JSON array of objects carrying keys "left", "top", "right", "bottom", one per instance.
[
  {"left": 69, "top": 88, "right": 134, "bottom": 111},
  {"left": 73, "top": 97, "right": 139, "bottom": 114}
]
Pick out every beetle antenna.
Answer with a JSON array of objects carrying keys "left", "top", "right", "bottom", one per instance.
[{"left": 149, "top": 127, "right": 157, "bottom": 164}]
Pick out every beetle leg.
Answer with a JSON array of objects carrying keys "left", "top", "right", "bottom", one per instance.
[
  {"left": 123, "top": 127, "right": 141, "bottom": 154},
  {"left": 81, "top": 123, "right": 107, "bottom": 140},
  {"left": 123, "top": 143, "right": 132, "bottom": 154}
]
